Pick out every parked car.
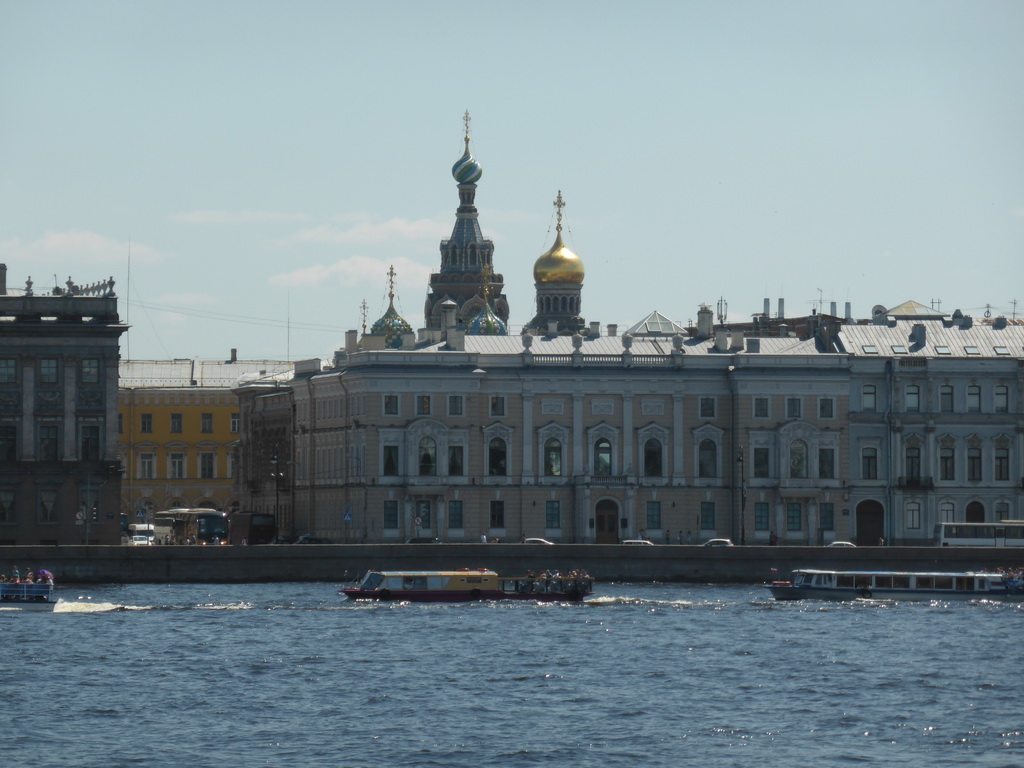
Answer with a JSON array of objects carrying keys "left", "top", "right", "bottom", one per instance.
[
  {"left": 405, "top": 537, "right": 443, "bottom": 544},
  {"left": 827, "top": 541, "right": 857, "bottom": 547},
  {"left": 703, "top": 538, "right": 735, "bottom": 547},
  {"left": 622, "top": 539, "right": 654, "bottom": 546},
  {"left": 523, "top": 538, "right": 554, "bottom": 545},
  {"left": 293, "top": 534, "right": 332, "bottom": 544}
]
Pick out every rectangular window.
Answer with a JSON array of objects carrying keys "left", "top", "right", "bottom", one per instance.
[
  {"left": 0, "top": 359, "right": 15, "bottom": 384},
  {"left": 139, "top": 453, "right": 154, "bottom": 479},
  {"left": 0, "top": 426, "right": 16, "bottom": 461},
  {"left": 995, "top": 386, "right": 1008, "bottom": 413},
  {"left": 699, "top": 501, "right": 715, "bottom": 530},
  {"left": 820, "top": 503, "right": 834, "bottom": 531},
  {"left": 995, "top": 450, "right": 1009, "bottom": 482},
  {"left": 39, "top": 359, "right": 59, "bottom": 385},
  {"left": 818, "top": 398, "right": 834, "bottom": 419},
  {"left": 383, "top": 395, "right": 399, "bottom": 415},
  {"left": 545, "top": 500, "right": 561, "bottom": 529},
  {"left": 646, "top": 501, "right": 662, "bottom": 530},
  {"left": 489, "top": 396, "right": 505, "bottom": 417},
  {"left": 141, "top": 413, "right": 153, "bottom": 433},
  {"left": 786, "top": 502, "right": 802, "bottom": 532},
  {"left": 80, "top": 424, "right": 100, "bottom": 461},
  {"left": 416, "top": 395, "right": 431, "bottom": 416},
  {"left": 169, "top": 452, "right": 185, "bottom": 479},
  {"left": 862, "top": 385, "right": 876, "bottom": 412},
  {"left": 966, "top": 386, "right": 981, "bottom": 413},
  {"left": 200, "top": 452, "right": 215, "bottom": 479},
  {"left": 754, "top": 501, "right": 770, "bottom": 531},
  {"left": 38, "top": 425, "right": 59, "bottom": 461},
  {"left": 383, "top": 500, "right": 399, "bottom": 529},
  {"left": 753, "top": 397, "right": 769, "bottom": 418},
  {"left": 489, "top": 500, "right": 505, "bottom": 529},
  {"left": 904, "top": 386, "right": 920, "bottom": 412},
  {"left": 447, "top": 395, "right": 463, "bottom": 416},
  {"left": 967, "top": 449, "right": 982, "bottom": 482},
  {"left": 382, "top": 445, "right": 399, "bottom": 476},
  {"left": 940, "top": 386, "right": 953, "bottom": 413},
  {"left": 818, "top": 448, "right": 835, "bottom": 479},
  {"left": 201, "top": 413, "right": 213, "bottom": 433},
  {"left": 753, "top": 447, "right": 770, "bottom": 478},
  {"left": 904, "top": 503, "right": 921, "bottom": 530},
  {"left": 699, "top": 397, "right": 716, "bottom": 418},
  {"left": 448, "top": 500, "right": 464, "bottom": 529},
  {"left": 940, "top": 449, "right": 955, "bottom": 481},
  {"left": 447, "top": 445, "right": 464, "bottom": 476},
  {"left": 786, "top": 398, "right": 802, "bottom": 418},
  {"left": 80, "top": 358, "right": 100, "bottom": 384},
  {"left": 861, "top": 448, "right": 878, "bottom": 480},
  {"left": 170, "top": 413, "right": 183, "bottom": 433},
  {"left": 230, "top": 413, "right": 240, "bottom": 433}
]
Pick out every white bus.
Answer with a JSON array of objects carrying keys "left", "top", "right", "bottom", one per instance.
[{"left": 934, "top": 521, "right": 1024, "bottom": 547}]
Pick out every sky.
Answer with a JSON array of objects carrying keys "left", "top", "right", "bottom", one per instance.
[{"left": 2, "top": 1, "right": 1022, "bottom": 362}]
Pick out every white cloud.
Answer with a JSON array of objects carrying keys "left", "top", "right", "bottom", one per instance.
[
  {"left": 278, "top": 214, "right": 448, "bottom": 247},
  {"left": 0, "top": 231, "right": 164, "bottom": 268},
  {"left": 269, "top": 255, "right": 431, "bottom": 291},
  {"left": 170, "top": 210, "right": 312, "bottom": 224}
]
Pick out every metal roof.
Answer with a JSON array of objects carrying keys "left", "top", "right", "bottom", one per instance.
[
  {"left": 839, "top": 319, "right": 1024, "bottom": 358},
  {"left": 120, "top": 359, "right": 294, "bottom": 388}
]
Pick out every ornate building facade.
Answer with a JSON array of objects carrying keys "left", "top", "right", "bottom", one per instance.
[{"left": 0, "top": 265, "right": 126, "bottom": 544}]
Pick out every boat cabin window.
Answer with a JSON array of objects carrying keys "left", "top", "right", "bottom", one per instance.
[
  {"left": 874, "top": 576, "right": 893, "bottom": 589},
  {"left": 916, "top": 576, "right": 933, "bottom": 589},
  {"left": 854, "top": 575, "right": 871, "bottom": 589},
  {"left": 360, "top": 573, "right": 384, "bottom": 590},
  {"left": 403, "top": 576, "right": 427, "bottom": 590},
  {"left": 933, "top": 576, "right": 953, "bottom": 590},
  {"left": 892, "top": 575, "right": 910, "bottom": 589},
  {"left": 837, "top": 574, "right": 855, "bottom": 588}
]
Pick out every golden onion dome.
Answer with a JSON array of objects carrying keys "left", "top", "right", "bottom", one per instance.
[{"left": 533, "top": 230, "right": 585, "bottom": 284}]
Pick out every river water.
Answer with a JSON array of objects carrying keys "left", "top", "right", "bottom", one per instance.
[{"left": 2, "top": 581, "right": 1021, "bottom": 768}]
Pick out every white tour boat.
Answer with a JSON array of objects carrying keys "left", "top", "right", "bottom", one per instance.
[{"left": 767, "top": 568, "right": 1024, "bottom": 601}]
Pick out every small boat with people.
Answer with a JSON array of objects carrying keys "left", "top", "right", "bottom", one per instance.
[
  {"left": 342, "top": 568, "right": 593, "bottom": 602},
  {"left": 767, "top": 567, "right": 1024, "bottom": 602},
  {"left": 0, "top": 568, "right": 58, "bottom": 612}
]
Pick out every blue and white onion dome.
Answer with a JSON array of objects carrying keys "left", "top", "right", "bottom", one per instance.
[
  {"left": 370, "top": 302, "right": 412, "bottom": 349},
  {"left": 466, "top": 303, "right": 507, "bottom": 336},
  {"left": 451, "top": 150, "right": 483, "bottom": 185}
]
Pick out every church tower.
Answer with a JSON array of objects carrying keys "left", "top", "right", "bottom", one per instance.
[
  {"left": 424, "top": 112, "right": 509, "bottom": 330},
  {"left": 528, "top": 191, "right": 585, "bottom": 334}
]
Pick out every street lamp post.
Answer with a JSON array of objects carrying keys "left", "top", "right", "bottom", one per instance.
[
  {"left": 737, "top": 448, "right": 746, "bottom": 546},
  {"left": 270, "top": 452, "right": 283, "bottom": 532}
]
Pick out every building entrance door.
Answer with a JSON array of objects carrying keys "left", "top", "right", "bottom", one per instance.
[
  {"left": 595, "top": 499, "right": 619, "bottom": 544},
  {"left": 855, "top": 500, "right": 885, "bottom": 546}
]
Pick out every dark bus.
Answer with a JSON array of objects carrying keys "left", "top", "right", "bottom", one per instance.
[{"left": 229, "top": 512, "right": 277, "bottom": 545}]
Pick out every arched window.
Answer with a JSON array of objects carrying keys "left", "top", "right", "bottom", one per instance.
[
  {"left": 418, "top": 437, "right": 436, "bottom": 476},
  {"left": 643, "top": 438, "right": 663, "bottom": 478},
  {"left": 488, "top": 437, "right": 507, "bottom": 476},
  {"left": 594, "top": 438, "right": 612, "bottom": 476},
  {"left": 698, "top": 439, "right": 717, "bottom": 478},
  {"left": 543, "top": 438, "right": 562, "bottom": 477},
  {"left": 789, "top": 440, "right": 808, "bottom": 478}
]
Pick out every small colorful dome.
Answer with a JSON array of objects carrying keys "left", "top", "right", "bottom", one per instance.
[
  {"left": 466, "top": 302, "right": 508, "bottom": 336},
  {"left": 452, "top": 150, "right": 482, "bottom": 185},
  {"left": 370, "top": 302, "right": 412, "bottom": 348}
]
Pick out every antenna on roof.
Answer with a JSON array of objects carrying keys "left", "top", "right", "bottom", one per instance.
[{"left": 716, "top": 296, "right": 728, "bottom": 326}]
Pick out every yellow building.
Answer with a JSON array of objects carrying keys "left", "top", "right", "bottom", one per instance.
[{"left": 118, "top": 357, "right": 292, "bottom": 522}]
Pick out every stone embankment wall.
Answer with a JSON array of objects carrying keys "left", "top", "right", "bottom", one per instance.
[{"left": 0, "top": 544, "right": 1019, "bottom": 585}]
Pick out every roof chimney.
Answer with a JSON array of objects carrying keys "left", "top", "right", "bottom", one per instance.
[
  {"left": 697, "top": 304, "right": 714, "bottom": 338},
  {"left": 0, "top": 263, "right": 6, "bottom": 295},
  {"left": 777, "top": 298, "right": 785, "bottom": 319}
]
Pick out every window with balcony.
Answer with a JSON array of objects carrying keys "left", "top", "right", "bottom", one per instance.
[
  {"left": 905, "top": 446, "right": 921, "bottom": 482},
  {"left": 643, "top": 438, "right": 663, "bottom": 478},
  {"left": 594, "top": 438, "right": 612, "bottom": 476},
  {"left": 448, "top": 445, "right": 464, "bottom": 476}
]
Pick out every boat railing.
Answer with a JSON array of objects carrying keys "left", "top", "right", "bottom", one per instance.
[{"left": 0, "top": 583, "right": 54, "bottom": 602}]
